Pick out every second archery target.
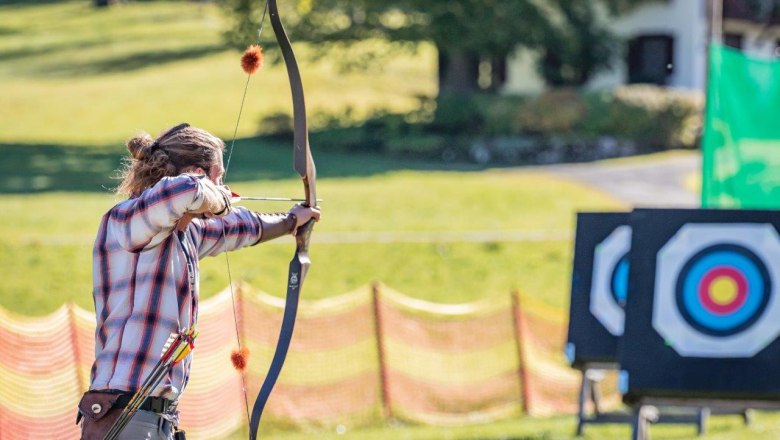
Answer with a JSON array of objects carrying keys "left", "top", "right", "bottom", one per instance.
[
  {"left": 591, "top": 224, "right": 631, "bottom": 336},
  {"left": 620, "top": 208, "right": 780, "bottom": 403},
  {"left": 566, "top": 212, "right": 631, "bottom": 367}
]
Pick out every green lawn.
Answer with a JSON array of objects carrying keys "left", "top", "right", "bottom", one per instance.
[
  {"left": 247, "top": 412, "right": 780, "bottom": 440},
  {"left": 0, "top": 0, "right": 436, "bottom": 146},
  {"left": 0, "top": 159, "right": 624, "bottom": 314}
]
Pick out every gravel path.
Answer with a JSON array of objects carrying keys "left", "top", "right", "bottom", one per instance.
[{"left": 543, "top": 152, "right": 701, "bottom": 208}]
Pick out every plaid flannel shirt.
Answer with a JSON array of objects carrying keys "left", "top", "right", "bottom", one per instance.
[{"left": 89, "top": 174, "right": 263, "bottom": 400}]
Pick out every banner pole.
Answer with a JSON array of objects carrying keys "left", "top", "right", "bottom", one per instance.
[
  {"left": 701, "top": 0, "right": 724, "bottom": 207},
  {"left": 712, "top": 0, "right": 723, "bottom": 44}
]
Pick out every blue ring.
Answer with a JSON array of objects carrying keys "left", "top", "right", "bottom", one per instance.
[
  {"left": 611, "top": 253, "right": 629, "bottom": 307},
  {"left": 682, "top": 251, "right": 762, "bottom": 331},
  {"left": 675, "top": 244, "right": 771, "bottom": 337}
]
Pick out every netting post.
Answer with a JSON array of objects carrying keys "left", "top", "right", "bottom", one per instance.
[
  {"left": 511, "top": 289, "right": 532, "bottom": 415},
  {"left": 371, "top": 281, "right": 393, "bottom": 421},
  {"left": 67, "top": 302, "right": 87, "bottom": 394}
]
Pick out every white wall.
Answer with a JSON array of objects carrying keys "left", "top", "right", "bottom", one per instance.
[
  {"left": 503, "top": 0, "right": 709, "bottom": 94},
  {"left": 588, "top": 0, "right": 708, "bottom": 91},
  {"left": 503, "top": 47, "right": 546, "bottom": 94}
]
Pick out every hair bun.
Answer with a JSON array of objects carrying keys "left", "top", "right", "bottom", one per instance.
[{"left": 127, "top": 132, "right": 155, "bottom": 160}]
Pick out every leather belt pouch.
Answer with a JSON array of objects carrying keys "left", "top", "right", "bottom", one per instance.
[{"left": 77, "top": 391, "right": 123, "bottom": 440}]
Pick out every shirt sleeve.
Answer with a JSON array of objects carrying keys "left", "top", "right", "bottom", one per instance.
[
  {"left": 108, "top": 175, "right": 208, "bottom": 252},
  {"left": 189, "top": 206, "right": 264, "bottom": 258}
]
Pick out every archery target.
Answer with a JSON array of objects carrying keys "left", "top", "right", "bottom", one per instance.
[
  {"left": 653, "top": 223, "right": 780, "bottom": 358},
  {"left": 590, "top": 225, "right": 632, "bottom": 336}
]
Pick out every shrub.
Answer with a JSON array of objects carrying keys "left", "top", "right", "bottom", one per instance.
[
  {"left": 258, "top": 112, "right": 293, "bottom": 137},
  {"left": 479, "top": 95, "right": 527, "bottom": 136},
  {"left": 310, "top": 127, "right": 376, "bottom": 152},
  {"left": 515, "top": 89, "right": 587, "bottom": 134},
  {"left": 385, "top": 134, "right": 448, "bottom": 158},
  {"left": 431, "top": 93, "right": 484, "bottom": 134},
  {"left": 606, "top": 85, "right": 702, "bottom": 150},
  {"left": 279, "top": 85, "right": 703, "bottom": 163}
]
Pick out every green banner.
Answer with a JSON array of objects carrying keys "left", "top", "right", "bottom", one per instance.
[{"left": 702, "top": 43, "right": 780, "bottom": 208}]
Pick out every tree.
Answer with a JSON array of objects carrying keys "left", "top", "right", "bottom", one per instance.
[
  {"left": 222, "top": 0, "right": 655, "bottom": 92},
  {"left": 534, "top": 1, "right": 614, "bottom": 86}
]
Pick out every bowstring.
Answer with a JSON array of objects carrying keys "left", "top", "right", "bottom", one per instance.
[
  {"left": 224, "top": 0, "right": 269, "bottom": 176},
  {"left": 222, "top": 0, "right": 270, "bottom": 429}
]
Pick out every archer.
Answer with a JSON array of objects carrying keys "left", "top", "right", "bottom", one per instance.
[{"left": 76, "top": 123, "right": 320, "bottom": 440}]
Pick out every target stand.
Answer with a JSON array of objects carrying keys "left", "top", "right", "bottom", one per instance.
[
  {"left": 627, "top": 398, "right": 753, "bottom": 440},
  {"left": 619, "top": 209, "right": 779, "bottom": 440},
  {"left": 567, "top": 212, "right": 705, "bottom": 436}
]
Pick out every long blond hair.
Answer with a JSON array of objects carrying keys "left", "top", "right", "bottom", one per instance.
[{"left": 116, "top": 123, "right": 225, "bottom": 197}]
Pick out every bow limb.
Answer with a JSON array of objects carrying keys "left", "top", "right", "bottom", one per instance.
[{"left": 248, "top": 0, "right": 317, "bottom": 437}]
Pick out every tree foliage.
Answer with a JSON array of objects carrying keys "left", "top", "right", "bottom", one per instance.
[
  {"left": 221, "top": 0, "right": 657, "bottom": 88},
  {"left": 536, "top": 0, "right": 617, "bottom": 86}
]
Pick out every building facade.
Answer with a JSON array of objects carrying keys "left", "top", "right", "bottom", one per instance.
[{"left": 504, "top": 0, "right": 779, "bottom": 94}]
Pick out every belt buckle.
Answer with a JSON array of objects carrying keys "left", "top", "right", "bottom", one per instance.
[{"left": 150, "top": 397, "right": 166, "bottom": 413}]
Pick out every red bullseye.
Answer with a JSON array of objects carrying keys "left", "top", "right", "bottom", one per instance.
[{"left": 698, "top": 266, "right": 748, "bottom": 315}]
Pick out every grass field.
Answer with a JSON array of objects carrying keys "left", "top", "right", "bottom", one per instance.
[
  {"left": 0, "top": 154, "right": 623, "bottom": 314},
  {"left": 252, "top": 413, "right": 780, "bottom": 440},
  {"left": 0, "top": 0, "right": 435, "bottom": 146},
  {"left": 3, "top": 1, "right": 780, "bottom": 439},
  {"left": 0, "top": 0, "right": 624, "bottom": 315}
]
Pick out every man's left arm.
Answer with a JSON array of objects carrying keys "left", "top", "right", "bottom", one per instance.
[{"left": 190, "top": 207, "right": 297, "bottom": 258}]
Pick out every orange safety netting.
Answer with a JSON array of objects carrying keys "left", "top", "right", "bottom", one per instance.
[{"left": 0, "top": 284, "right": 577, "bottom": 439}]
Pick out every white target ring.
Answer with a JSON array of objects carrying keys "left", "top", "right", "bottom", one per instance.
[
  {"left": 653, "top": 223, "right": 780, "bottom": 358},
  {"left": 590, "top": 225, "right": 632, "bottom": 336}
]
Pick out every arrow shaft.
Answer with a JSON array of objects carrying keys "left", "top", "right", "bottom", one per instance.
[{"left": 233, "top": 197, "right": 323, "bottom": 202}]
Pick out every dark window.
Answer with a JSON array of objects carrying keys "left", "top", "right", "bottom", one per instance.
[
  {"left": 724, "top": 33, "right": 744, "bottom": 49},
  {"left": 627, "top": 35, "right": 674, "bottom": 85}
]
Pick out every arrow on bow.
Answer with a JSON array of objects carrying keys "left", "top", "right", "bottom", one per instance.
[
  {"left": 229, "top": 191, "right": 323, "bottom": 203},
  {"left": 221, "top": 0, "right": 317, "bottom": 438}
]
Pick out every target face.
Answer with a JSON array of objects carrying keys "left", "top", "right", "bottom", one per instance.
[
  {"left": 676, "top": 244, "right": 771, "bottom": 336},
  {"left": 653, "top": 224, "right": 780, "bottom": 357},
  {"left": 590, "top": 225, "right": 632, "bottom": 336}
]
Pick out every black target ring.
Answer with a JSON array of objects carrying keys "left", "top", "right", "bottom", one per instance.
[{"left": 674, "top": 244, "right": 771, "bottom": 337}]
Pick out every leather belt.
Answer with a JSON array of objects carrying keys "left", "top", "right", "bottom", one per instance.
[{"left": 115, "top": 393, "right": 175, "bottom": 414}]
